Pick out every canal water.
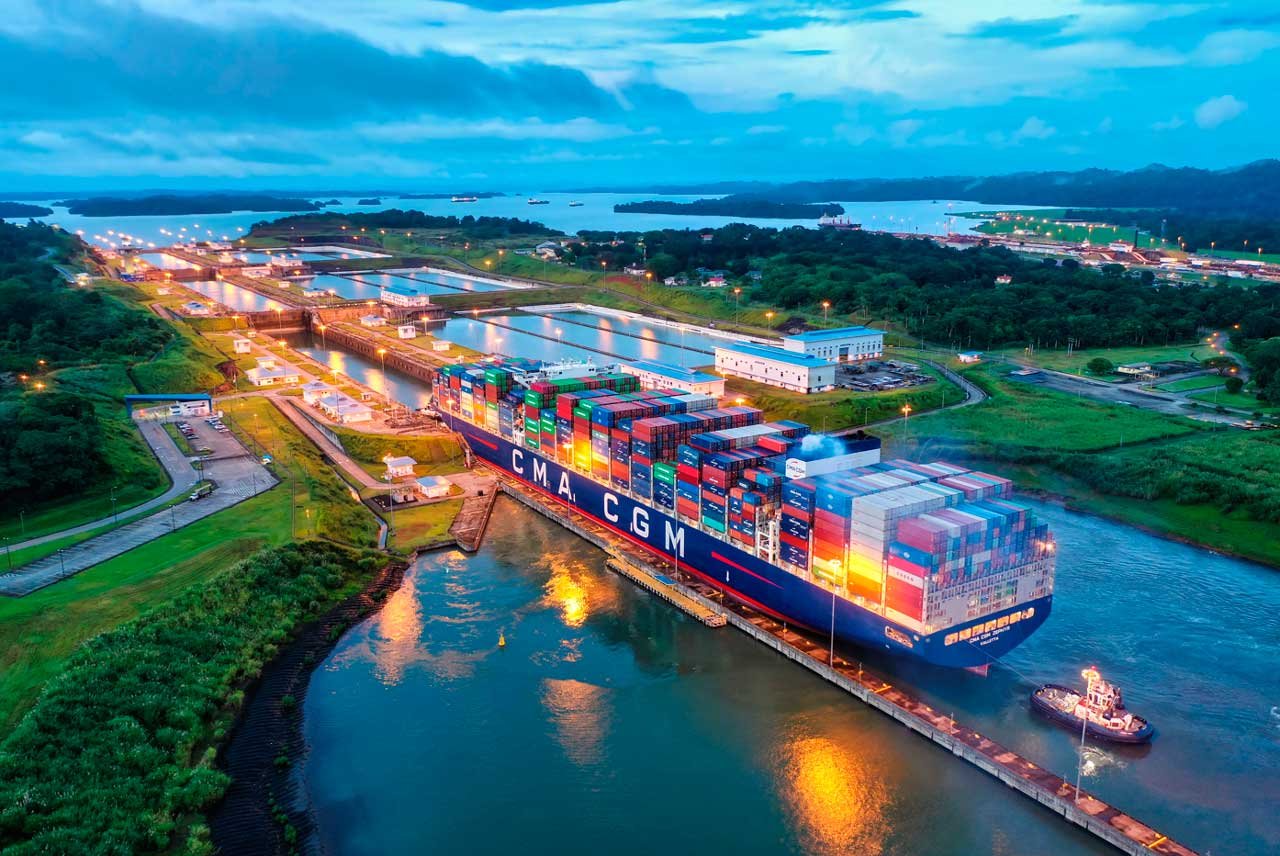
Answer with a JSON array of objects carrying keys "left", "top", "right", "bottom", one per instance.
[
  {"left": 433, "top": 310, "right": 733, "bottom": 366},
  {"left": 294, "top": 345, "right": 1280, "bottom": 856},
  {"left": 180, "top": 280, "right": 286, "bottom": 313}
]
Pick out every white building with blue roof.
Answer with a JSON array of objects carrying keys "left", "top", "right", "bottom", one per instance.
[
  {"left": 380, "top": 281, "right": 432, "bottom": 308},
  {"left": 714, "top": 342, "right": 836, "bottom": 393},
  {"left": 782, "top": 325, "right": 883, "bottom": 363},
  {"left": 622, "top": 359, "right": 725, "bottom": 397}
]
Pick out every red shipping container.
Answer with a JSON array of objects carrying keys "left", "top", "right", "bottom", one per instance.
[
  {"left": 676, "top": 464, "right": 700, "bottom": 482},
  {"left": 779, "top": 531, "right": 809, "bottom": 549}
]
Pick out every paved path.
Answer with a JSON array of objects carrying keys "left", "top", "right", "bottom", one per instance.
[
  {"left": 831, "top": 357, "right": 988, "bottom": 436},
  {"left": 8, "top": 420, "right": 200, "bottom": 552},
  {"left": 0, "top": 427, "right": 276, "bottom": 597}
]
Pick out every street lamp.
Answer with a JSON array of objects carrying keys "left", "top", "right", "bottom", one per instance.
[
  {"left": 318, "top": 323, "right": 327, "bottom": 349},
  {"left": 377, "top": 347, "right": 387, "bottom": 373},
  {"left": 822, "top": 300, "right": 831, "bottom": 322},
  {"left": 901, "top": 403, "right": 912, "bottom": 421}
]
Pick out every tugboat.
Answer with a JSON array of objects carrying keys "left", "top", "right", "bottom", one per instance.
[
  {"left": 527, "top": 197, "right": 550, "bottom": 205},
  {"left": 568, "top": 200, "right": 584, "bottom": 207},
  {"left": 1032, "top": 667, "right": 1154, "bottom": 744}
]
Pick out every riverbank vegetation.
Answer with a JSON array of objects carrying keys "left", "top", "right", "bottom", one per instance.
[
  {"left": 0, "top": 202, "right": 53, "bottom": 217},
  {"left": 252, "top": 209, "right": 557, "bottom": 241},
  {"left": 879, "top": 364, "right": 1280, "bottom": 566},
  {"left": 0, "top": 540, "right": 381, "bottom": 853}
]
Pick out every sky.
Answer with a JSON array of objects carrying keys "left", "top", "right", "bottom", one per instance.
[{"left": 2, "top": 0, "right": 1278, "bottom": 192}]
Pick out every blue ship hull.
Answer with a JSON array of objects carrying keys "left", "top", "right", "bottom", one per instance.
[{"left": 444, "top": 413, "right": 1052, "bottom": 669}]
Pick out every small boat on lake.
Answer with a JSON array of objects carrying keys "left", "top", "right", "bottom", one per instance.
[{"left": 1031, "top": 667, "right": 1154, "bottom": 744}]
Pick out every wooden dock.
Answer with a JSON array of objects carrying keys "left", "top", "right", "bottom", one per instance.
[
  {"left": 605, "top": 558, "right": 726, "bottom": 627},
  {"left": 496, "top": 474, "right": 1201, "bottom": 856}
]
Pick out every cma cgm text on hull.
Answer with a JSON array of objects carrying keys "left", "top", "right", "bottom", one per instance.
[{"left": 432, "top": 358, "right": 1055, "bottom": 669}]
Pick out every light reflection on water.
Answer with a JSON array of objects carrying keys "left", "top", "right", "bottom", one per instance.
[{"left": 304, "top": 498, "right": 1277, "bottom": 856}]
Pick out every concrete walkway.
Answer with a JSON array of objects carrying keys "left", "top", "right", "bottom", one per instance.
[
  {"left": 0, "top": 434, "right": 276, "bottom": 597},
  {"left": 8, "top": 420, "right": 200, "bottom": 553}
]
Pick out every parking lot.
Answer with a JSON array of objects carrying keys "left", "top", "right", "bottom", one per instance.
[{"left": 835, "top": 359, "right": 936, "bottom": 392}]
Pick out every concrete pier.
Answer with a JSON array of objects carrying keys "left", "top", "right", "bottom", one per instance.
[{"left": 496, "top": 474, "right": 1201, "bottom": 856}]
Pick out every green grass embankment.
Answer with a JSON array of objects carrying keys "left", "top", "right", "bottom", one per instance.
[
  {"left": 721, "top": 360, "right": 962, "bottom": 432},
  {"left": 331, "top": 427, "right": 466, "bottom": 481},
  {"left": 878, "top": 364, "right": 1280, "bottom": 567},
  {"left": 0, "top": 540, "right": 382, "bottom": 854}
]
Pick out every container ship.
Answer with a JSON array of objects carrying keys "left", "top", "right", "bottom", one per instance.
[{"left": 431, "top": 359, "right": 1055, "bottom": 669}]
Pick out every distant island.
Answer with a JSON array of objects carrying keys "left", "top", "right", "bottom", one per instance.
[
  {"left": 315, "top": 199, "right": 342, "bottom": 206},
  {"left": 611, "top": 159, "right": 1280, "bottom": 218},
  {"left": 615, "top": 199, "right": 845, "bottom": 219},
  {"left": 400, "top": 192, "right": 504, "bottom": 200},
  {"left": 0, "top": 201, "right": 53, "bottom": 217},
  {"left": 58, "top": 194, "right": 321, "bottom": 217},
  {"left": 356, "top": 198, "right": 382, "bottom": 205}
]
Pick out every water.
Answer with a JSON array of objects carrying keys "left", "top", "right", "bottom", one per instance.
[
  {"left": 136, "top": 251, "right": 200, "bottom": 270},
  {"left": 434, "top": 311, "right": 730, "bottom": 366},
  {"left": 287, "top": 274, "right": 383, "bottom": 302},
  {"left": 290, "top": 345, "right": 1278, "bottom": 854},
  {"left": 390, "top": 267, "right": 517, "bottom": 293},
  {"left": 8, "top": 195, "right": 1031, "bottom": 247},
  {"left": 179, "top": 280, "right": 285, "bottom": 313},
  {"left": 287, "top": 337, "right": 431, "bottom": 409},
  {"left": 301, "top": 498, "right": 1279, "bottom": 856}
]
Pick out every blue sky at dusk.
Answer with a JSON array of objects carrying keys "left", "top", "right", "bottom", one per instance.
[{"left": 2, "top": 0, "right": 1277, "bottom": 190}]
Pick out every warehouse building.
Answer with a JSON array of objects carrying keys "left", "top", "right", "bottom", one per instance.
[
  {"left": 782, "top": 326, "right": 883, "bottom": 363},
  {"left": 380, "top": 282, "right": 432, "bottom": 308},
  {"left": 714, "top": 342, "right": 835, "bottom": 393},
  {"left": 622, "top": 359, "right": 725, "bottom": 397}
]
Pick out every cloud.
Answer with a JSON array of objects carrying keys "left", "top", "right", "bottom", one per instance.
[
  {"left": 1194, "top": 95, "right": 1246, "bottom": 128},
  {"left": 1152, "top": 116, "right": 1185, "bottom": 131},
  {"left": 1012, "top": 117, "right": 1056, "bottom": 141},
  {"left": 359, "top": 117, "right": 636, "bottom": 143},
  {"left": 746, "top": 124, "right": 786, "bottom": 135},
  {"left": 887, "top": 119, "right": 924, "bottom": 146},
  {"left": 1194, "top": 29, "right": 1280, "bottom": 65},
  {"left": 1097, "top": 116, "right": 1113, "bottom": 134}
]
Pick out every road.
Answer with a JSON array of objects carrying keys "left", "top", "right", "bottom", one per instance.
[
  {"left": 0, "top": 419, "right": 276, "bottom": 597},
  {"left": 7, "top": 419, "right": 200, "bottom": 553},
  {"left": 1016, "top": 367, "right": 1244, "bottom": 425},
  {"left": 831, "top": 357, "right": 988, "bottom": 436}
]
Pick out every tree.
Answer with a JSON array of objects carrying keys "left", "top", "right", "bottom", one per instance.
[
  {"left": 646, "top": 253, "right": 681, "bottom": 281},
  {"left": 1201, "top": 355, "right": 1236, "bottom": 375},
  {"left": 1086, "top": 357, "right": 1114, "bottom": 375},
  {"left": 1224, "top": 376, "right": 1244, "bottom": 394}
]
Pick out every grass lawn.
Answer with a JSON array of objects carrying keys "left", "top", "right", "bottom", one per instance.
[
  {"left": 878, "top": 363, "right": 1205, "bottom": 452},
  {"left": 973, "top": 215, "right": 1172, "bottom": 249},
  {"left": 387, "top": 499, "right": 465, "bottom": 552},
  {"left": 0, "top": 491, "right": 289, "bottom": 730},
  {"left": 1158, "top": 375, "right": 1225, "bottom": 392},
  {"left": 990, "top": 343, "right": 1213, "bottom": 375},
  {"left": 0, "top": 394, "right": 385, "bottom": 729},
  {"left": 220, "top": 396, "right": 380, "bottom": 547},
  {"left": 720, "top": 360, "right": 962, "bottom": 432},
  {"left": 332, "top": 427, "right": 466, "bottom": 480},
  {"left": 1188, "top": 388, "right": 1278, "bottom": 413}
]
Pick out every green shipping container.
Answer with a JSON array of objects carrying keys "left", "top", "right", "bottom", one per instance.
[{"left": 653, "top": 462, "right": 677, "bottom": 484}]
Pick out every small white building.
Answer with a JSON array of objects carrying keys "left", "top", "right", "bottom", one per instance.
[
  {"left": 316, "top": 393, "right": 373, "bottom": 424},
  {"left": 381, "top": 282, "right": 432, "bottom": 308},
  {"left": 622, "top": 359, "right": 725, "bottom": 398},
  {"left": 254, "top": 355, "right": 278, "bottom": 369},
  {"left": 396, "top": 323, "right": 418, "bottom": 339},
  {"left": 182, "top": 301, "right": 212, "bottom": 316},
  {"left": 714, "top": 343, "right": 835, "bottom": 393},
  {"left": 232, "top": 337, "right": 252, "bottom": 354},
  {"left": 245, "top": 365, "right": 301, "bottom": 387},
  {"left": 1117, "top": 362, "right": 1154, "bottom": 377},
  {"left": 782, "top": 326, "right": 884, "bottom": 363},
  {"left": 301, "top": 381, "right": 334, "bottom": 404},
  {"left": 383, "top": 455, "right": 417, "bottom": 479},
  {"left": 957, "top": 351, "right": 983, "bottom": 364},
  {"left": 431, "top": 339, "right": 452, "bottom": 352},
  {"left": 414, "top": 475, "right": 452, "bottom": 499},
  {"left": 360, "top": 314, "right": 386, "bottom": 327}
]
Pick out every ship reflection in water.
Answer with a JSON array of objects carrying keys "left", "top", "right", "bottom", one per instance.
[
  {"left": 777, "top": 732, "right": 890, "bottom": 856},
  {"left": 541, "top": 677, "right": 612, "bottom": 769}
]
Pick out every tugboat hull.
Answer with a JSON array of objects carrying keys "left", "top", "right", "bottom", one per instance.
[{"left": 1031, "top": 684, "right": 1155, "bottom": 744}]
